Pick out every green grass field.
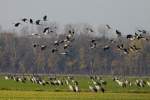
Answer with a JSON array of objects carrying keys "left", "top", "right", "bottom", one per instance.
[
  {"left": 0, "top": 75, "right": 150, "bottom": 100},
  {"left": 0, "top": 91, "right": 150, "bottom": 100}
]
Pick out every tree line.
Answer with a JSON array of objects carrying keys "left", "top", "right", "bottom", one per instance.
[{"left": 0, "top": 23, "right": 150, "bottom": 76}]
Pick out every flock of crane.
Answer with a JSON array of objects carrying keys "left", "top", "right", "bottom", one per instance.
[
  {"left": 9, "top": 15, "right": 150, "bottom": 93},
  {"left": 14, "top": 15, "right": 75, "bottom": 55},
  {"left": 4, "top": 75, "right": 150, "bottom": 93},
  {"left": 90, "top": 29, "right": 150, "bottom": 55},
  {"left": 13, "top": 15, "right": 150, "bottom": 56},
  {"left": 4, "top": 75, "right": 82, "bottom": 92}
]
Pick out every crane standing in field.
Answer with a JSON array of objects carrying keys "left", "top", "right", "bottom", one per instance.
[{"left": 89, "top": 76, "right": 105, "bottom": 93}]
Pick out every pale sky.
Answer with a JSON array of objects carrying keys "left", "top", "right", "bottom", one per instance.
[{"left": 0, "top": 0, "right": 150, "bottom": 34}]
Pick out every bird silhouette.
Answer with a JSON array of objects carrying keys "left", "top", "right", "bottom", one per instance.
[
  {"left": 87, "top": 28, "right": 94, "bottom": 32},
  {"left": 133, "top": 45, "right": 140, "bottom": 51},
  {"left": 68, "top": 29, "right": 75, "bottom": 35},
  {"left": 14, "top": 23, "right": 21, "bottom": 27},
  {"left": 106, "top": 24, "right": 111, "bottom": 29},
  {"left": 123, "top": 48, "right": 129, "bottom": 54},
  {"left": 117, "top": 44, "right": 124, "bottom": 50},
  {"left": 137, "top": 34, "right": 144, "bottom": 40},
  {"left": 129, "top": 46, "right": 135, "bottom": 52},
  {"left": 116, "top": 30, "right": 122, "bottom": 37},
  {"left": 22, "top": 18, "right": 28, "bottom": 23},
  {"left": 103, "top": 45, "right": 110, "bottom": 51},
  {"left": 91, "top": 39, "right": 96, "bottom": 43},
  {"left": 142, "top": 30, "right": 147, "bottom": 34},
  {"left": 33, "top": 43, "right": 39, "bottom": 48},
  {"left": 41, "top": 45, "right": 47, "bottom": 50},
  {"left": 64, "top": 44, "right": 69, "bottom": 49},
  {"left": 30, "top": 19, "right": 33, "bottom": 24},
  {"left": 90, "top": 39, "right": 97, "bottom": 49},
  {"left": 43, "top": 15, "right": 47, "bottom": 21},
  {"left": 127, "top": 34, "right": 134, "bottom": 40},
  {"left": 59, "top": 40, "right": 65, "bottom": 44},
  {"left": 43, "top": 27, "right": 50, "bottom": 34},
  {"left": 35, "top": 20, "right": 41, "bottom": 25},
  {"left": 138, "top": 30, "right": 142, "bottom": 33},
  {"left": 52, "top": 48, "right": 58, "bottom": 53},
  {"left": 54, "top": 41, "right": 59, "bottom": 46}
]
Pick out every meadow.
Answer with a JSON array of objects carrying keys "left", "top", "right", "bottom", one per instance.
[
  {"left": 0, "top": 75, "right": 150, "bottom": 100},
  {"left": 0, "top": 91, "right": 150, "bottom": 100}
]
